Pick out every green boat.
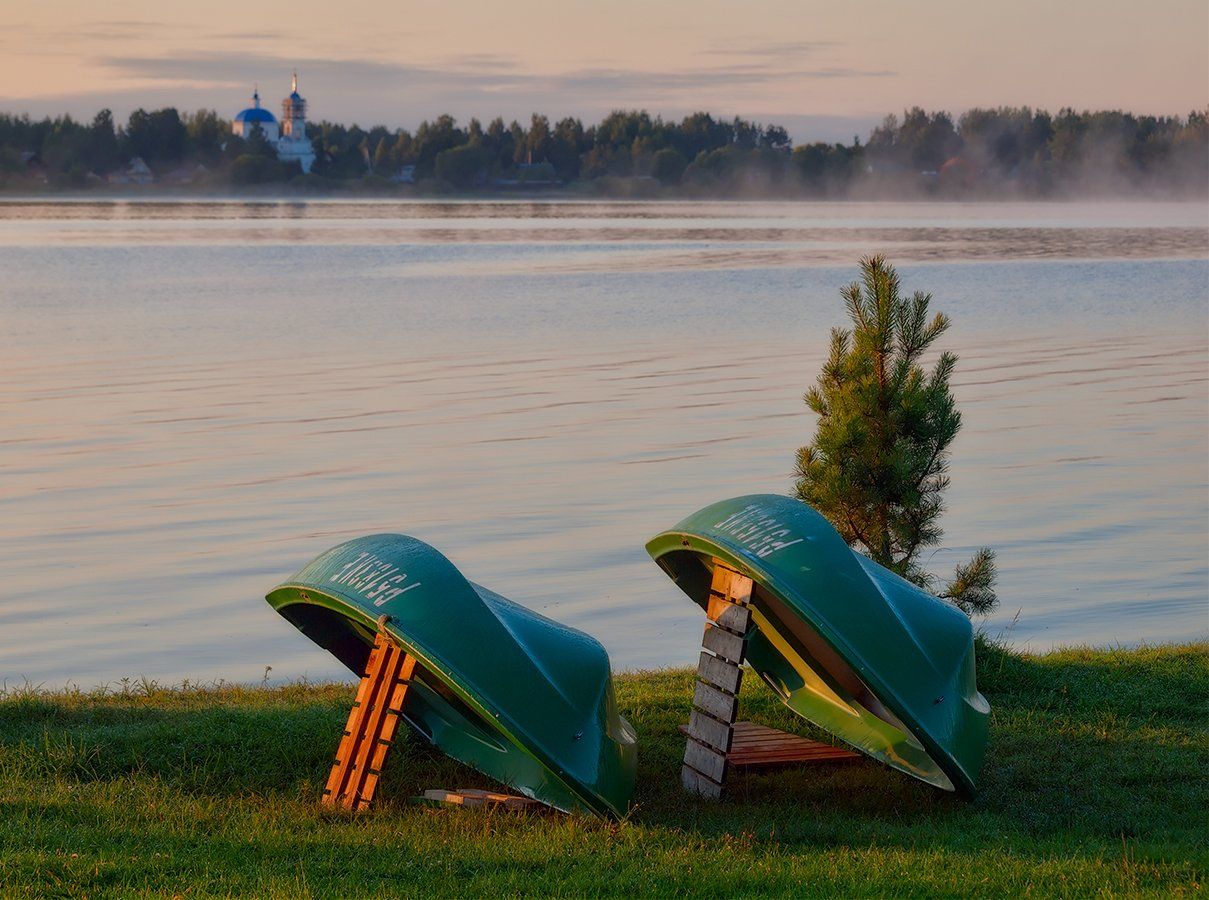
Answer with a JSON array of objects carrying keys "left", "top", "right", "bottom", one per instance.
[
  {"left": 266, "top": 534, "right": 637, "bottom": 818},
  {"left": 646, "top": 494, "right": 989, "bottom": 796}
]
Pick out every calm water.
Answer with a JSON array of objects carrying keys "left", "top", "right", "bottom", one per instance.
[{"left": 1, "top": 199, "right": 1206, "bottom": 687}]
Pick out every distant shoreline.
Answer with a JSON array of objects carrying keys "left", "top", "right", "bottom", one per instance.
[{"left": 3, "top": 186, "right": 1206, "bottom": 204}]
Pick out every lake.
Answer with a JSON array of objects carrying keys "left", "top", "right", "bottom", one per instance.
[{"left": 0, "top": 199, "right": 1205, "bottom": 687}]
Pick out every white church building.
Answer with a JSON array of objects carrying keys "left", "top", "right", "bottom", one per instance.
[{"left": 232, "top": 73, "right": 316, "bottom": 173}]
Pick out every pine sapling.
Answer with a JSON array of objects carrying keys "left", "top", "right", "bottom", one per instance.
[{"left": 794, "top": 254, "right": 998, "bottom": 616}]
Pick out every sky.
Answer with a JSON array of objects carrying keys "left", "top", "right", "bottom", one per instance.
[{"left": 2, "top": 0, "right": 1206, "bottom": 143}]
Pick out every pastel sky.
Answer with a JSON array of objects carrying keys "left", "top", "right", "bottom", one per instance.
[{"left": 2, "top": 0, "right": 1206, "bottom": 142}]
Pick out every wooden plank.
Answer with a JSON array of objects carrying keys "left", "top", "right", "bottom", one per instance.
[
  {"left": 732, "top": 730, "right": 826, "bottom": 745},
  {"left": 731, "top": 755, "right": 859, "bottom": 770},
  {"left": 354, "top": 655, "right": 416, "bottom": 808},
  {"left": 684, "top": 710, "right": 734, "bottom": 753},
  {"left": 448, "top": 789, "right": 540, "bottom": 811},
  {"left": 422, "top": 789, "right": 543, "bottom": 812},
  {"left": 709, "top": 563, "right": 735, "bottom": 599},
  {"left": 681, "top": 764, "right": 723, "bottom": 799},
  {"left": 730, "top": 738, "right": 823, "bottom": 751},
  {"left": 731, "top": 741, "right": 840, "bottom": 754},
  {"left": 732, "top": 737, "right": 848, "bottom": 751},
  {"left": 731, "top": 720, "right": 849, "bottom": 741},
  {"left": 702, "top": 625, "right": 746, "bottom": 663},
  {"left": 455, "top": 788, "right": 521, "bottom": 800},
  {"left": 323, "top": 636, "right": 386, "bottom": 803},
  {"left": 732, "top": 742, "right": 857, "bottom": 757},
  {"left": 696, "top": 651, "right": 743, "bottom": 694},
  {"left": 731, "top": 750, "right": 859, "bottom": 767},
  {"left": 424, "top": 789, "right": 469, "bottom": 806},
  {"left": 683, "top": 738, "right": 728, "bottom": 783},
  {"left": 711, "top": 559, "right": 753, "bottom": 606},
  {"left": 706, "top": 595, "right": 752, "bottom": 634},
  {"left": 692, "top": 679, "right": 738, "bottom": 722}
]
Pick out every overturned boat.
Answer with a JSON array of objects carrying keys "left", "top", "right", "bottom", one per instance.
[
  {"left": 266, "top": 534, "right": 637, "bottom": 817},
  {"left": 646, "top": 494, "right": 988, "bottom": 795}
]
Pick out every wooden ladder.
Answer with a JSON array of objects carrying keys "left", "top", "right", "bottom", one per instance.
[
  {"left": 680, "top": 559, "right": 860, "bottom": 798},
  {"left": 322, "top": 615, "right": 416, "bottom": 811}
]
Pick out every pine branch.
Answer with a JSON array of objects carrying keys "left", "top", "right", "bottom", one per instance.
[{"left": 942, "top": 548, "right": 998, "bottom": 616}]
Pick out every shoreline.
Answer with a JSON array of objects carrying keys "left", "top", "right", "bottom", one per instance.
[{"left": 5, "top": 638, "right": 1206, "bottom": 696}]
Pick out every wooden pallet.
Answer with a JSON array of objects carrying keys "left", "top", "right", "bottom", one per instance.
[
  {"left": 680, "top": 561, "right": 860, "bottom": 798},
  {"left": 322, "top": 616, "right": 415, "bottom": 811},
  {"left": 421, "top": 788, "right": 545, "bottom": 812},
  {"left": 679, "top": 720, "right": 861, "bottom": 770}
]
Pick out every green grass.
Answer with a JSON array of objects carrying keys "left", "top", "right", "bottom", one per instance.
[{"left": 1, "top": 641, "right": 1205, "bottom": 897}]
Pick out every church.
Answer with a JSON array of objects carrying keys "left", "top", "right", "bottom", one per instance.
[{"left": 232, "top": 73, "right": 316, "bottom": 173}]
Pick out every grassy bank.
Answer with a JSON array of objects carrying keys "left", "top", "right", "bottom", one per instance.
[{"left": 1, "top": 642, "right": 1204, "bottom": 897}]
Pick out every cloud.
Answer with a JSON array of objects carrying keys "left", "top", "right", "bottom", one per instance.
[
  {"left": 13, "top": 19, "right": 177, "bottom": 49},
  {"left": 88, "top": 20, "right": 166, "bottom": 28},
  {"left": 98, "top": 50, "right": 893, "bottom": 97},
  {"left": 453, "top": 54, "right": 522, "bottom": 72},
  {"left": 706, "top": 39, "right": 841, "bottom": 59},
  {"left": 209, "top": 32, "right": 292, "bottom": 43},
  {"left": 544, "top": 65, "right": 892, "bottom": 98},
  {"left": 100, "top": 52, "right": 492, "bottom": 88}
]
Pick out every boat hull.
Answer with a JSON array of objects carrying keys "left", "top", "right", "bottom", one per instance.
[
  {"left": 266, "top": 534, "right": 637, "bottom": 817},
  {"left": 646, "top": 495, "right": 988, "bottom": 796}
]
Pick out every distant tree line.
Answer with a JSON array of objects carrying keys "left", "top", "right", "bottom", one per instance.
[
  {"left": 1, "top": 105, "right": 1204, "bottom": 196},
  {"left": 859, "top": 107, "right": 1208, "bottom": 195}
]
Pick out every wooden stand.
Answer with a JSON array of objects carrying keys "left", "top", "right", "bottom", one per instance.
[
  {"left": 323, "top": 615, "right": 416, "bottom": 811},
  {"left": 681, "top": 560, "right": 860, "bottom": 798}
]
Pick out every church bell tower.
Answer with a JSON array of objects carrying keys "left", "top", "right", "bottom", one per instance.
[{"left": 281, "top": 71, "right": 307, "bottom": 140}]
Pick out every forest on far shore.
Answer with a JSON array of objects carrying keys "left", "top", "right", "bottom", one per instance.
[{"left": 1, "top": 105, "right": 1205, "bottom": 197}]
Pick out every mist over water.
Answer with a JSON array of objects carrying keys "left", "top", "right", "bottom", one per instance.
[{"left": 0, "top": 200, "right": 1205, "bottom": 686}]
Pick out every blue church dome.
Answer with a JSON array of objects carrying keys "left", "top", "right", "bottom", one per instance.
[
  {"left": 235, "top": 88, "right": 277, "bottom": 124},
  {"left": 235, "top": 107, "right": 277, "bottom": 124}
]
